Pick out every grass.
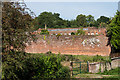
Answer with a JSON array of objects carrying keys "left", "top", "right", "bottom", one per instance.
[
  {"left": 29, "top": 53, "right": 110, "bottom": 63},
  {"left": 97, "top": 67, "right": 120, "bottom": 75},
  {"left": 26, "top": 53, "right": 119, "bottom": 79},
  {"left": 29, "top": 52, "right": 110, "bottom": 62},
  {"left": 72, "top": 55, "right": 110, "bottom": 62},
  {"left": 59, "top": 54, "right": 110, "bottom": 62},
  {"left": 73, "top": 73, "right": 120, "bottom": 79}
]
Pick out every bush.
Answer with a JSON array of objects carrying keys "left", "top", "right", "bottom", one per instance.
[
  {"left": 76, "top": 29, "right": 85, "bottom": 35},
  {"left": 56, "top": 33, "right": 61, "bottom": 39},
  {"left": 56, "top": 67, "right": 70, "bottom": 78},
  {"left": 93, "top": 55, "right": 104, "bottom": 62},
  {"left": 71, "top": 32, "right": 75, "bottom": 35},
  {"left": 2, "top": 52, "right": 30, "bottom": 80},
  {"left": 2, "top": 52, "right": 70, "bottom": 80},
  {"left": 98, "top": 67, "right": 120, "bottom": 75},
  {"left": 40, "top": 29, "right": 49, "bottom": 35}
]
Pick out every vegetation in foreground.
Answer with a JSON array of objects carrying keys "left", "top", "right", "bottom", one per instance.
[
  {"left": 29, "top": 52, "right": 110, "bottom": 62},
  {"left": 2, "top": 2, "right": 120, "bottom": 80},
  {"left": 97, "top": 67, "right": 120, "bottom": 75},
  {"left": 2, "top": 52, "right": 70, "bottom": 80},
  {"left": 1, "top": 51, "right": 112, "bottom": 80},
  {"left": 72, "top": 67, "right": 120, "bottom": 79}
]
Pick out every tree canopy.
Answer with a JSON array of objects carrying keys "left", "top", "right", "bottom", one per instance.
[
  {"left": 106, "top": 11, "right": 120, "bottom": 53},
  {"left": 76, "top": 14, "right": 87, "bottom": 27},
  {"left": 97, "top": 16, "right": 110, "bottom": 24},
  {"left": 2, "top": 2, "right": 36, "bottom": 53},
  {"left": 33, "top": 11, "right": 111, "bottom": 29},
  {"left": 86, "top": 15, "right": 95, "bottom": 27},
  {"left": 34, "top": 12, "right": 64, "bottom": 29}
]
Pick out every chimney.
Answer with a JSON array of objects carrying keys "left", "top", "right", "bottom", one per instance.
[{"left": 45, "top": 24, "right": 47, "bottom": 30}]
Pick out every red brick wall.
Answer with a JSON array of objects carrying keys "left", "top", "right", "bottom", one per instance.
[{"left": 25, "top": 35, "right": 110, "bottom": 56}]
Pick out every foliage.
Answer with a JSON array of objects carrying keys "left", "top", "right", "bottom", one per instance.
[
  {"left": 2, "top": 52, "right": 70, "bottom": 80},
  {"left": 97, "top": 16, "right": 110, "bottom": 24},
  {"left": 40, "top": 29, "right": 49, "bottom": 35},
  {"left": 60, "top": 54, "right": 110, "bottom": 62},
  {"left": 56, "top": 67, "right": 70, "bottom": 78},
  {"left": 76, "top": 14, "right": 87, "bottom": 27},
  {"left": 56, "top": 33, "right": 61, "bottom": 39},
  {"left": 76, "top": 29, "right": 85, "bottom": 35},
  {"left": 106, "top": 11, "right": 120, "bottom": 51},
  {"left": 34, "top": 12, "right": 64, "bottom": 29},
  {"left": 99, "top": 22, "right": 109, "bottom": 28},
  {"left": 93, "top": 55, "right": 104, "bottom": 62},
  {"left": 71, "top": 32, "right": 75, "bottom": 35},
  {"left": 86, "top": 15, "right": 95, "bottom": 27},
  {"left": 33, "top": 11, "right": 111, "bottom": 29},
  {"left": 2, "top": 2, "right": 36, "bottom": 53},
  {"left": 98, "top": 67, "right": 120, "bottom": 75}
]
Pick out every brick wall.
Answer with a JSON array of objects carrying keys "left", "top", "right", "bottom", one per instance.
[
  {"left": 35, "top": 27, "right": 106, "bottom": 36},
  {"left": 25, "top": 35, "right": 110, "bottom": 56}
]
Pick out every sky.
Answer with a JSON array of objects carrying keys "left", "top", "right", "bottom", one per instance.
[
  {"left": 24, "top": 0, "right": 120, "bottom": 2},
  {"left": 25, "top": 2, "right": 118, "bottom": 20}
]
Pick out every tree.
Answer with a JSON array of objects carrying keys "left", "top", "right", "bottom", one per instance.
[
  {"left": 97, "top": 16, "right": 110, "bottom": 24},
  {"left": 34, "top": 12, "right": 64, "bottom": 29},
  {"left": 76, "top": 14, "right": 87, "bottom": 27},
  {"left": 37, "top": 12, "right": 54, "bottom": 29},
  {"left": 99, "top": 22, "right": 109, "bottom": 28},
  {"left": 106, "top": 11, "right": 120, "bottom": 53},
  {"left": 70, "top": 19, "right": 78, "bottom": 28},
  {"left": 2, "top": 2, "right": 36, "bottom": 53},
  {"left": 86, "top": 15, "right": 95, "bottom": 27}
]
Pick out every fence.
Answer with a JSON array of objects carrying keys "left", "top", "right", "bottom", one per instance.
[
  {"left": 70, "top": 58, "right": 120, "bottom": 76},
  {"left": 71, "top": 61, "right": 89, "bottom": 75}
]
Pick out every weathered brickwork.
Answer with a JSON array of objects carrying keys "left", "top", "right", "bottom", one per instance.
[
  {"left": 33, "top": 27, "right": 106, "bottom": 36},
  {"left": 25, "top": 35, "right": 110, "bottom": 56}
]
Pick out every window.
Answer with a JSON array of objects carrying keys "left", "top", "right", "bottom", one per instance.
[
  {"left": 91, "top": 32, "right": 94, "bottom": 35},
  {"left": 88, "top": 32, "right": 90, "bottom": 35},
  {"left": 68, "top": 33, "right": 71, "bottom": 35},
  {"left": 96, "top": 32, "right": 98, "bottom": 35},
  {"left": 64, "top": 33, "right": 67, "bottom": 35}
]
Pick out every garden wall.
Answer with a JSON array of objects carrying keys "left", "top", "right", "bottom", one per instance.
[
  {"left": 89, "top": 58, "right": 120, "bottom": 73},
  {"left": 25, "top": 35, "right": 110, "bottom": 56}
]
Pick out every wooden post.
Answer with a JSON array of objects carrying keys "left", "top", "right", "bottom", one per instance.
[
  {"left": 87, "top": 61, "right": 89, "bottom": 73},
  {"left": 45, "top": 24, "right": 47, "bottom": 30},
  {"left": 70, "top": 61, "right": 73, "bottom": 77},
  {"left": 80, "top": 61, "right": 81, "bottom": 73}
]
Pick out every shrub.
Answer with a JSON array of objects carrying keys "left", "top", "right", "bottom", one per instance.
[
  {"left": 56, "top": 66, "right": 70, "bottom": 78},
  {"left": 2, "top": 52, "right": 30, "bottom": 80},
  {"left": 56, "top": 33, "right": 61, "bottom": 39},
  {"left": 40, "top": 29, "right": 49, "bottom": 35},
  {"left": 2, "top": 52, "right": 70, "bottom": 80},
  {"left": 71, "top": 32, "right": 75, "bottom": 35},
  {"left": 76, "top": 29, "right": 85, "bottom": 35},
  {"left": 98, "top": 67, "right": 120, "bottom": 75},
  {"left": 93, "top": 55, "right": 104, "bottom": 62}
]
